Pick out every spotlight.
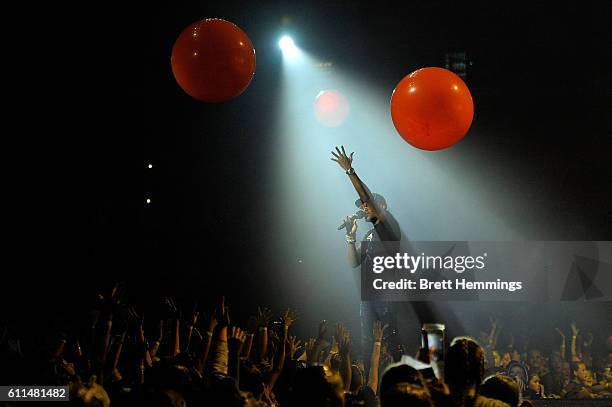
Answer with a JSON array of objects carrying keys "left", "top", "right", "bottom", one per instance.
[{"left": 278, "top": 35, "right": 298, "bottom": 59}]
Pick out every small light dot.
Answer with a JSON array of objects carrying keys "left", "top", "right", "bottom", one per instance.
[
  {"left": 146, "top": 198, "right": 151, "bottom": 204},
  {"left": 148, "top": 164, "right": 153, "bottom": 169}
]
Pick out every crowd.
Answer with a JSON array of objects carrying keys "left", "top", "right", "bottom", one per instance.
[{"left": 1, "top": 285, "right": 610, "bottom": 406}]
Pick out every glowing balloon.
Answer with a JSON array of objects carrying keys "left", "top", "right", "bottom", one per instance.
[
  {"left": 390, "top": 67, "right": 474, "bottom": 150},
  {"left": 171, "top": 18, "right": 256, "bottom": 102},
  {"left": 314, "top": 90, "right": 350, "bottom": 127}
]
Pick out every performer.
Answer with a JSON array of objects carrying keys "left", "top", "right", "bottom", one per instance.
[{"left": 331, "top": 146, "right": 403, "bottom": 359}]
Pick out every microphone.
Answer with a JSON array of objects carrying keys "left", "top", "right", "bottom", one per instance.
[{"left": 337, "top": 210, "right": 365, "bottom": 230}]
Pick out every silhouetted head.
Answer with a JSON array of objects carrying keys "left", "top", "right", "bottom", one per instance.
[
  {"left": 506, "top": 361, "right": 528, "bottom": 393},
  {"left": 290, "top": 366, "right": 344, "bottom": 407},
  {"left": 444, "top": 337, "right": 485, "bottom": 395},
  {"left": 349, "top": 364, "right": 365, "bottom": 393},
  {"left": 480, "top": 374, "right": 520, "bottom": 407},
  {"left": 379, "top": 363, "right": 432, "bottom": 407}
]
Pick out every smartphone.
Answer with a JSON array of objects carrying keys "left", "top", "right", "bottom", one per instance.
[{"left": 421, "top": 323, "right": 445, "bottom": 362}]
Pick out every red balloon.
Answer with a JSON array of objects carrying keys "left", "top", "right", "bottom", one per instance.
[
  {"left": 171, "top": 19, "right": 256, "bottom": 102},
  {"left": 314, "top": 90, "right": 350, "bottom": 127},
  {"left": 390, "top": 67, "right": 474, "bottom": 150}
]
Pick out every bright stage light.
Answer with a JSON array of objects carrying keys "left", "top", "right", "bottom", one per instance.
[
  {"left": 278, "top": 35, "right": 299, "bottom": 59},
  {"left": 279, "top": 36, "right": 295, "bottom": 50}
]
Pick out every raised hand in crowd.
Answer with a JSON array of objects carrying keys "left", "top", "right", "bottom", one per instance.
[
  {"left": 570, "top": 321, "right": 580, "bottom": 362},
  {"left": 335, "top": 322, "right": 352, "bottom": 390},
  {"left": 304, "top": 337, "right": 318, "bottom": 366},
  {"left": 288, "top": 335, "right": 302, "bottom": 360},
  {"left": 228, "top": 326, "right": 247, "bottom": 382},
  {"left": 555, "top": 327, "right": 567, "bottom": 360},
  {"left": 196, "top": 309, "right": 218, "bottom": 374},
  {"left": 3, "top": 282, "right": 611, "bottom": 406},
  {"left": 368, "top": 320, "right": 388, "bottom": 394},
  {"left": 308, "top": 319, "right": 328, "bottom": 366},
  {"left": 253, "top": 306, "right": 272, "bottom": 362},
  {"left": 149, "top": 320, "right": 163, "bottom": 358},
  {"left": 185, "top": 302, "right": 199, "bottom": 352}
]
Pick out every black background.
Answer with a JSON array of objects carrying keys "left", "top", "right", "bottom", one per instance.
[{"left": 5, "top": 1, "right": 611, "bottom": 343}]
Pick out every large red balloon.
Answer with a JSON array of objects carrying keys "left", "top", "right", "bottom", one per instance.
[
  {"left": 171, "top": 19, "right": 256, "bottom": 102},
  {"left": 390, "top": 67, "right": 474, "bottom": 150}
]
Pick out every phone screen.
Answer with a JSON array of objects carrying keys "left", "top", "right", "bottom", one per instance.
[{"left": 421, "top": 323, "right": 445, "bottom": 362}]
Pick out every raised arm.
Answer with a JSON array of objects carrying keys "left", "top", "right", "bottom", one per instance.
[
  {"left": 268, "top": 309, "right": 296, "bottom": 388},
  {"left": 487, "top": 317, "right": 498, "bottom": 350},
  {"left": 288, "top": 335, "right": 302, "bottom": 360},
  {"left": 161, "top": 297, "right": 181, "bottom": 357},
  {"left": 253, "top": 307, "right": 273, "bottom": 363},
  {"left": 307, "top": 320, "right": 328, "bottom": 366},
  {"left": 570, "top": 322, "right": 580, "bottom": 362},
  {"left": 149, "top": 320, "right": 163, "bottom": 358},
  {"left": 367, "top": 321, "right": 388, "bottom": 394},
  {"left": 92, "top": 284, "right": 122, "bottom": 377},
  {"left": 335, "top": 323, "right": 352, "bottom": 391},
  {"left": 555, "top": 327, "right": 566, "bottom": 361},
  {"left": 331, "top": 146, "right": 370, "bottom": 268},
  {"left": 208, "top": 297, "right": 231, "bottom": 376},
  {"left": 197, "top": 311, "right": 218, "bottom": 374},
  {"left": 337, "top": 150, "right": 398, "bottom": 239},
  {"left": 242, "top": 332, "right": 254, "bottom": 360},
  {"left": 185, "top": 306, "right": 199, "bottom": 353},
  {"left": 228, "top": 326, "right": 247, "bottom": 383},
  {"left": 331, "top": 146, "right": 375, "bottom": 208}
]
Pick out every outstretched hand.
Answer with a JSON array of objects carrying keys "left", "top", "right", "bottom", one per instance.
[
  {"left": 317, "top": 320, "right": 328, "bottom": 340},
  {"left": 281, "top": 309, "right": 298, "bottom": 328},
  {"left": 335, "top": 323, "right": 351, "bottom": 356},
  {"left": 305, "top": 337, "right": 318, "bottom": 365},
  {"left": 253, "top": 306, "right": 273, "bottom": 328},
  {"left": 555, "top": 327, "right": 566, "bottom": 338},
  {"left": 96, "top": 282, "right": 124, "bottom": 314},
  {"left": 127, "top": 306, "right": 145, "bottom": 343},
  {"left": 331, "top": 146, "right": 354, "bottom": 172},
  {"left": 215, "top": 297, "right": 230, "bottom": 328},
  {"left": 288, "top": 335, "right": 302, "bottom": 359},
  {"left": 229, "top": 326, "right": 247, "bottom": 344},
  {"left": 570, "top": 321, "right": 579, "bottom": 337},
  {"left": 372, "top": 320, "right": 389, "bottom": 343},
  {"left": 162, "top": 297, "right": 181, "bottom": 319}
]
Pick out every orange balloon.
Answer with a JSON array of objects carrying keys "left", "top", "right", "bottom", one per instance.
[
  {"left": 314, "top": 90, "right": 350, "bottom": 127},
  {"left": 171, "top": 19, "right": 256, "bottom": 102},
  {"left": 390, "top": 67, "right": 474, "bottom": 150}
]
